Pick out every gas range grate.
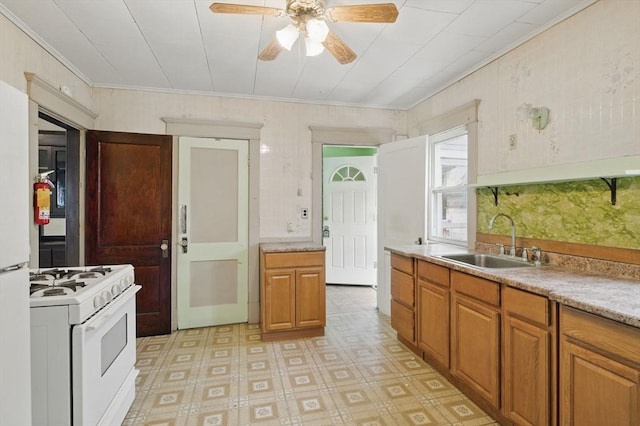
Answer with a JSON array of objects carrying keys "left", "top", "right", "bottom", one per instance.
[{"left": 30, "top": 280, "right": 87, "bottom": 296}]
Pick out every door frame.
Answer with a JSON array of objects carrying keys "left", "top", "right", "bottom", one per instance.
[
  {"left": 322, "top": 149, "right": 378, "bottom": 285},
  {"left": 310, "top": 127, "right": 397, "bottom": 306},
  {"left": 25, "top": 74, "right": 99, "bottom": 269},
  {"left": 163, "top": 118, "right": 262, "bottom": 329}
]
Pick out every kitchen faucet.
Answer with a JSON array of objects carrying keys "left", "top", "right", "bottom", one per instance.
[{"left": 489, "top": 213, "right": 517, "bottom": 257}]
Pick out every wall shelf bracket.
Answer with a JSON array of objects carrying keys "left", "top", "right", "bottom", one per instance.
[
  {"left": 600, "top": 177, "right": 617, "bottom": 205},
  {"left": 488, "top": 187, "right": 499, "bottom": 206}
]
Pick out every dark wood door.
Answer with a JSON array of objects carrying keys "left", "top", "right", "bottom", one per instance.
[{"left": 86, "top": 130, "right": 172, "bottom": 336}]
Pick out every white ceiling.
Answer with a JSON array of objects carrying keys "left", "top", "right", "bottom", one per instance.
[{"left": 0, "top": 0, "right": 595, "bottom": 109}]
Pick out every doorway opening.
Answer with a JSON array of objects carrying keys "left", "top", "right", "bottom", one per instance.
[
  {"left": 322, "top": 145, "right": 378, "bottom": 287},
  {"left": 37, "top": 112, "right": 80, "bottom": 267}
]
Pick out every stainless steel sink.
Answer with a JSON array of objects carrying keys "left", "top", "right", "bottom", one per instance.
[{"left": 439, "top": 253, "right": 535, "bottom": 268}]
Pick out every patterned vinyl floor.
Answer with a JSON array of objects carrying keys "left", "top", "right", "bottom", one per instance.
[{"left": 125, "top": 284, "right": 498, "bottom": 425}]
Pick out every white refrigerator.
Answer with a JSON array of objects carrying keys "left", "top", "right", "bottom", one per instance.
[{"left": 0, "top": 79, "right": 32, "bottom": 425}]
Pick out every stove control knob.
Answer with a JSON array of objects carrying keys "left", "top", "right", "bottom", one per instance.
[
  {"left": 111, "top": 283, "right": 123, "bottom": 297},
  {"left": 94, "top": 294, "right": 106, "bottom": 309},
  {"left": 102, "top": 290, "right": 113, "bottom": 302}
]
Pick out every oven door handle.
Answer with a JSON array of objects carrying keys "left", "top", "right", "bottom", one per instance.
[{"left": 82, "top": 285, "right": 141, "bottom": 333}]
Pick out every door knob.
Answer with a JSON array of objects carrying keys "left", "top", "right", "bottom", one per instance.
[{"left": 160, "top": 240, "right": 169, "bottom": 258}]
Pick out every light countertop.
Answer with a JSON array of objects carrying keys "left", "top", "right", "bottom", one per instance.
[
  {"left": 386, "top": 244, "right": 640, "bottom": 328},
  {"left": 260, "top": 242, "right": 326, "bottom": 253}
]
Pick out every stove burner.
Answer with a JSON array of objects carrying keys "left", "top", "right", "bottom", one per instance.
[
  {"left": 66, "top": 271, "right": 98, "bottom": 280},
  {"left": 57, "top": 280, "right": 87, "bottom": 291},
  {"left": 30, "top": 274, "right": 52, "bottom": 282},
  {"left": 42, "top": 288, "right": 66, "bottom": 297},
  {"left": 38, "top": 268, "right": 71, "bottom": 280},
  {"left": 30, "top": 284, "right": 51, "bottom": 295},
  {"left": 87, "top": 266, "right": 112, "bottom": 276},
  {"left": 29, "top": 280, "right": 87, "bottom": 296}
]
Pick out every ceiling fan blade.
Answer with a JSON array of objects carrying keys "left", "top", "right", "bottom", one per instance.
[
  {"left": 323, "top": 30, "right": 357, "bottom": 64},
  {"left": 326, "top": 3, "right": 399, "bottom": 23},
  {"left": 258, "top": 38, "right": 284, "bottom": 61},
  {"left": 210, "top": 3, "right": 282, "bottom": 16}
]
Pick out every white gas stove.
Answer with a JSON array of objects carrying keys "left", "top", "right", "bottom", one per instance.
[
  {"left": 29, "top": 265, "right": 136, "bottom": 323},
  {"left": 30, "top": 264, "right": 140, "bottom": 426}
]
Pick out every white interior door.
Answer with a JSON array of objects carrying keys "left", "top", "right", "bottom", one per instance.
[
  {"left": 322, "top": 155, "right": 377, "bottom": 285},
  {"left": 177, "top": 137, "right": 249, "bottom": 329},
  {"left": 377, "top": 136, "right": 428, "bottom": 315}
]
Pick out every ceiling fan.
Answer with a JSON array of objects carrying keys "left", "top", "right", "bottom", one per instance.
[{"left": 209, "top": 0, "right": 399, "bottom": 64}]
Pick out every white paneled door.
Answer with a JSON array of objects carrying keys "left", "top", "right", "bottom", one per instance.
[
  {"left": 323, "top": 155, "right": 377, "bottom": 285},
  {"left": 177, "top": 137, "right": 249, "bottom": 329}
]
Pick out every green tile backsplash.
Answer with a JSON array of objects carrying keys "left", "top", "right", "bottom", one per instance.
[{"left": 476, "top": 176, "right": 640, "bottom": 250}]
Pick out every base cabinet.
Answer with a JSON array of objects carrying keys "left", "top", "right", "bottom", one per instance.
[
  {"left": 390, "top": 253, "right": 416, "bottom": 346},
  {"left": 390, "top": 254, "right": 640, "bottom": 426},
  {"left": 417, "top": 260, "right": 450, "bottom": 368},
  {"left": 260, "top": 249, "right": 326, "bottom": 341},
  {"left": 560, "top": 306, "right": 640, "bottom": 426},
  {"left": 503, "top": 287, "right": 556, "bottom": 426},
  {"left": 450, "top": 271, "right": 501, "bottom": 409}
]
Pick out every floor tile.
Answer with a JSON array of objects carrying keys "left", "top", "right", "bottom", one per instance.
[{"left": 127, "top": 284, "right": 496, "bottom": 425}]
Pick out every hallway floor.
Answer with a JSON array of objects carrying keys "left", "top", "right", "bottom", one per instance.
[{"left": 125, "top": 285, "right": 498, "bottom": 425}]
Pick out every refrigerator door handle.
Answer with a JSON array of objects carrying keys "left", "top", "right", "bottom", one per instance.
[{"left": 0, "top": 262, "right": 27, "bottom": 274}]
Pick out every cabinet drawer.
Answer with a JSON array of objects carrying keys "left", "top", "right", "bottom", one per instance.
[
  {"left": 391, "top": 253, "right": 414, "bottom": 275},
  {"left": 391, "top": 299, "right": 414, "bottom": 341},
  {"left": 503, "top": 287, "right": 550, "bottom": 326},
  {"left": 561, "top": 306, "right": 640, "bottom": 364},
  {"left": 391, "top": 268, "right": 414, "bottom": 307},
  {"left": 451, "top": 271, "right": 500, "bottom": 307},
  {"left": 417, "top": 260, "right": 449, "bottom": 287},
  {"left": 262, "top": 251, "right": 324, "bottom": 269}
]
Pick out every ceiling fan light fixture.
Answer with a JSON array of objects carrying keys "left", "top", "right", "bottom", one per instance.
[
  {"left": 276, "top": 23, "right": 299, "bottom": 50},
  {"left": 306, "top": 18, "right": 329, "bottom": 42},
  {"left": 304, "top": 36, "right": 325, "bottom": 56}
]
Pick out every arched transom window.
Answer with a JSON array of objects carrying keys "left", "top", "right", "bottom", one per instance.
[{"left": 331, "top": 165, "right": 366, "bottom": 182}]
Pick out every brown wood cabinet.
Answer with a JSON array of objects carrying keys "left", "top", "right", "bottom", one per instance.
[
  {"left": 503, "top": 287, "right": 557, "bottom": 426},
  {"left": 450, "top": 270, "right": 501, "bottom": 409},
  {"left": 416, "top": 260, "right": 450, "bottom": 368},
  {"left": 390, "top": 253, "right": 416, "bottom": 346},
  {"left": 260, "top": 249, "right": 326, "bottom": 341},
  {"left": 559, "top": 306, "right": 640, "bottom": 426}
]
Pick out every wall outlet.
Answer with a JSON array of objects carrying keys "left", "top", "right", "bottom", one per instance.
[
  {"left": 509, "top": 134, "right": 517, "bottom": 150},
  {"left": 301, "top": 208, "right": 308, "bottom": 219}
]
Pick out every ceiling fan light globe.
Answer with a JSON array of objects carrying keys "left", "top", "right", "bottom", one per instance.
[
  {"left": 306, "top": 18, "right": 329, "bottom": 42},
  {"left": 276, "top": 24, "right": 299, "bottom": 50},
  {"left": 304, "top": 36, "right": 325, "bottom": 56}
]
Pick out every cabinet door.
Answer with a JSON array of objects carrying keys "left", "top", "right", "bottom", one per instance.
[
  {"left": 560, "top": 339, "right": 640, "bottom": 426},
  {"left": 295, "top": 267, "right": 325, "bottom": 328},
  {"left": 504, "top": 314, "right": 550, "bottom": 426},
  {"left": 263, "top": 269, "right": 296, "bottom": 331},
  {"left": 417, "top": 279, "right": 450, "bottom": 368},
  {"left": 451, "top": 292, "right": 501, "bottom": 408}
]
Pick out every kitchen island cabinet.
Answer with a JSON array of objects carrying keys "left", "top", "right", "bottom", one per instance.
[
  {"left": 260, "top": 245, "right": 326, "bottom": 341},
  {"left": 503, "top": 287, "right": 557, "bottom": 426},
  {"left": 559, "top": 306, "right": 640, "bottom": 426},
  {"left": 450, "top": 270, "right": 501, "bottom": 410}
]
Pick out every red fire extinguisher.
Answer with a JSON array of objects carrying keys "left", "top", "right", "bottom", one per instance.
[{"left": 34, "top": 171, "right": 55, "bottom": 225}]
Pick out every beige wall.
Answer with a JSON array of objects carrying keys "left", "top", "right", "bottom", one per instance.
[
  {"left": 408, "top": 0, "right": 640, "bottom": 177},
  {"left": 91, "top": 88, "right": 406, "bottom": 239},
  {"left": 2, "top": 0, "right": 637, "bottom": 240},
  {"left": 0, "top": 14, "right": 92, "bottom": 106}
]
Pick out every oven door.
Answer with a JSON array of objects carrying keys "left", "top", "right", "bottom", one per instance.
[{"left": 72, "top": 285, "right": 140, "bottom": 426}]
